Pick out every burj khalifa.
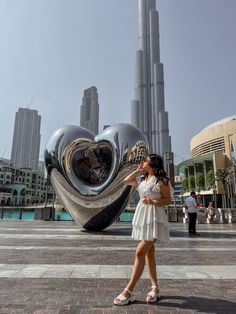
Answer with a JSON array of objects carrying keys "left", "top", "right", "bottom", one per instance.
[{"left": 131, "top": 0, "right": 172, "bottom": 157}]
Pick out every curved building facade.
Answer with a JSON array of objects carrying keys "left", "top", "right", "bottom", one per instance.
[
  {"left": 191, "top": 116, "right": 236, "bottom": 161},
  {"left": 178, "top": 116, "right": 236, "bottom": 208}
]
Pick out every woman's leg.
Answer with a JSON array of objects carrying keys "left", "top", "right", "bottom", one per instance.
[
  {"left": 145, "top": 244, "right": 160, "bottom": 301},
  {"left": 126, "top": 240, "right": 155, "bottom": 291},
  {"left": 115, "top": 240, "right": 154, "bottom": 299},
  {"left": 145, "top": 244, "right": 158, "bottom": 287}
]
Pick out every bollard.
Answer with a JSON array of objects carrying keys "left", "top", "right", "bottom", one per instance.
[
  {"left": 197, "top": 207, "right": 207, "bottom": 224},
  {"left": 230, "top": 208, "right": 236, "bottom": 223}
]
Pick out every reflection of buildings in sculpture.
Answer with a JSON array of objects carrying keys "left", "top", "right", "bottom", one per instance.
[
  {"left": 69, "top": 145, "right": 112, "bottom": 186},
  {"left": 120, "top": 141, "right": 148, "bottom": 169},
  {"left": 80, "top": 86, "right": 99, "bottom": 135},
  {"left": 178, "top": 116, "right": 236, "bottom": 208},
  {"left": 11, "top": 108, "right": 41, "bottom": 170},
  {"left": 131, "top": 0, "right": 172, "bottom": 158},
  {"left": 128, "top": 141, "right": 148, "bottom": 164}
]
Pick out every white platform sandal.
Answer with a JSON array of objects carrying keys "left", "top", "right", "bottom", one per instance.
[
  {"left": 114, "top": 287, "right": 135, "bottom": 306},
  {"left": 146, "top": 285, "right": 160, "bottom": 303}
]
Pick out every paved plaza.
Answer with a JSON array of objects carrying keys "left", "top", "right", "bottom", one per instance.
[{"left": 0, "top": 220, "right": 235, "bottom": 313}]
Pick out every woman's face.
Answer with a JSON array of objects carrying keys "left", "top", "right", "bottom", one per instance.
[{"left": 142, "top": 157, "right": 152, "bottom": 171}]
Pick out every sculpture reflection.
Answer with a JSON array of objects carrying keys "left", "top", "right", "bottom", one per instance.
[
  {"left": 72, "top": 146, "right": 112, "bottom": 185},
  {"left": 44, "top": 123, "right": 149, "bottom": 231}
]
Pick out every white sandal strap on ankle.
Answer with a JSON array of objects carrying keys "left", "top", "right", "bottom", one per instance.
[
  {"left": 146, "top": 286, "right": 160, "bottom": 303},
  {"left": 124, "top": 287, "right": 133, "bottom": 295}
]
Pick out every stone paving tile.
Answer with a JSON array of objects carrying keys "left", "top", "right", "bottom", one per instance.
[
  {"left": 0, "top": 229, "right": 236, "bottom": 240},
  {"left": 0, "top": 221, "right": 78, "bottom": 228},
  {"left": 0, "top": 221, "right": 235, "bottom": 313},
  {"left": 0, "top": 279, "right": 235, "bottom": 313},
  {"left": 0, "top": 219, "right": 235, "bottom": 233},
  {"left": 0, "top": 248, "right": 235, "bottom": 265},
  {"left": 0, "top": 229, "right": 82, "bottom": 235},
  {"left": 0, "top": 220, "right": 235, "bottom": 229},
  {"left": 0, "top": 238, "right": 236, "bottom": 249}
]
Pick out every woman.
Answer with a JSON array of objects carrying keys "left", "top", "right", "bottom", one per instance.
[
  {"left": 207, "top": 202, "right": 215, "bottom": 223},
  {"left": 114, "top": 154, "right": 172, "bottom": 305}
]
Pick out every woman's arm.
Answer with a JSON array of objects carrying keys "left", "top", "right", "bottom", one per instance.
[
  {"left": 144, "top": 182, "right": 172, "bottom": 207},
  {"left": 123, "top": 162, "right": 144, "bottom": 186}
]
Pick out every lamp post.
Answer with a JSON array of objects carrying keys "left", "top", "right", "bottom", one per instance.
[
  {"left": 227, "top": 164, "right": 236, "bottom": 208},
  {"left": 212, "top": 183, "right": 217, "bottom": 209},
  {"left": 197, "top": 187, "right": 201, "bottom": 205}
]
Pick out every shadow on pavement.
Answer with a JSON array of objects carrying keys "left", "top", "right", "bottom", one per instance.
[
  {"left": 81, "top": 227, "right": 132, "bottom": 236},
  {"left": 81, "top": 226, "right": 236, "bottom": 238},
  {"left": 169, "top": 230, "right": 236, "bottom": 239},
  {"left": 134, "top": 295, "right": 236, "bottom": 313}
]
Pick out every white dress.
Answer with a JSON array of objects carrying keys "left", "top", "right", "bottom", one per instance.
[{"left": 131, "top": 176, "right": 170, "bottom": 243}]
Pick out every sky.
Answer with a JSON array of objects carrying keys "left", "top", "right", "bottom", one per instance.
[{"left": 0, "top": 0, "right": 236, "bottom": 165}]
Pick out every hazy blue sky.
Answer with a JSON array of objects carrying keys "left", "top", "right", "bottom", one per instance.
[{"left": 0, "top": 0, "right": 235, "bottom": 164}]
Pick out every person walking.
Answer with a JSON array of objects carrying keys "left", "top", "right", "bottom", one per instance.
[
  {"left": 114, "top": 154, "right": 172, "bottom": 305},
  {"left": 183, "top": 191, "right": 200, "bottom": 236}
]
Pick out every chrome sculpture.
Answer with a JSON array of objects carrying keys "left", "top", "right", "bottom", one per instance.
[{"left": 44, "top": 123, "right": 149, "bottom": 231}]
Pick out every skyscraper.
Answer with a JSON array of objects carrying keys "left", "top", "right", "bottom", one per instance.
[
  {"left": 80, "top": 86, "right": 99, "bottom": 135},
  {"left": 10, "top": 108, "right": 41, "bottom": 170},
  {"left": 131, "top": 0, "right": 172, "bottom": 157}
]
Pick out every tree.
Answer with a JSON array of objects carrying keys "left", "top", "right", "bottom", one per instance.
[
  {"left": 207, "top": 170, "right": 215, "bottom": 188},
  {"left": 189, "top": 175, "right": 195, "bottom": 190},
  {"left": 196, "top": 172, "right": 205, "bottom": 189},
  {"left": 182, "top": 178, "right": 189, "bottom": 191}
]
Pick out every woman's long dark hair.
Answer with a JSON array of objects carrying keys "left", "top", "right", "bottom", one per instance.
[{"left": 144, "top": 154, "right": 169, "bottom": 184}]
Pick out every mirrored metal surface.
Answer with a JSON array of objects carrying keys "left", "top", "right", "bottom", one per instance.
[{"left": 44, "top": 123, "right": 149, "bottom": 231}]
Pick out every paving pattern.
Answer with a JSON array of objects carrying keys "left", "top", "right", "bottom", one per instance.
[{"left": 0, "top": 220, "right": 235, "bottom": 313}]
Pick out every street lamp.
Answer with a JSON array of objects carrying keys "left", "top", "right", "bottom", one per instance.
[
  {"left": 212, "top": 183, "right": 217, "bottom": 209},
  {"left": 197, "top": 187, "right": 201, "bottom": 205}
]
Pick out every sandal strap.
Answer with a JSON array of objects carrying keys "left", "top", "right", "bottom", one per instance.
[
  {"left": 124, "top": 287, "right": 133, "bottom": 295},
  {"left": 116, "top": 293, "right": 126, "bottom": 302},
  {"left": 147, "top": 290, "right": 156, "bottom": 298},
  {"left": 151, "top": 285, "right": 159, "bottom": 289}
]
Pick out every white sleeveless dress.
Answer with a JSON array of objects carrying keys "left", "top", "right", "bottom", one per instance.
[{"left": 131, "top": 176, "right": 170, "bottom": 243}]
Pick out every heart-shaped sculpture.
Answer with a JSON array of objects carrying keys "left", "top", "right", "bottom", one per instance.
[{"left": 44, "top": 123, "right": 149, "bottom": 231}]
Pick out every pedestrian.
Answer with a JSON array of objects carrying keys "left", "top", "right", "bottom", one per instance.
[
  {"left": 183, "top": 191, "right": 200, "bottom": 236},
  {"left": 207, "top": 202, "right": 215, "bottom": 223},
  {"left": 114, "top": 154, "right": 172, "bottom": 305}
]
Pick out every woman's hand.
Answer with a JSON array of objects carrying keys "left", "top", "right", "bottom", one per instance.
[
  {"left": 142, "top": 195, "right": 155, "bottom": 205},
  {"left": 123, "top": 160, "right": 145, "bottom": 186},
  {"left": 137, "top": 161, "right": 144, "bottom": 172}
]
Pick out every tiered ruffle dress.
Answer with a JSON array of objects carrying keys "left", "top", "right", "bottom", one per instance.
[{"left": 131, "top": 176, "right": 170, "bottom": 243}]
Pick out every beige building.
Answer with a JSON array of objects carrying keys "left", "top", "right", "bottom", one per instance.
[
  {"left": 0, "top": 160, "right": 46, "bottom": 206},
  {"left": 178, "top": 116, "right": 236, "bottom": 208},
  {"left": 191, "top": 116, "right": 236, "bottom": 160}
]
